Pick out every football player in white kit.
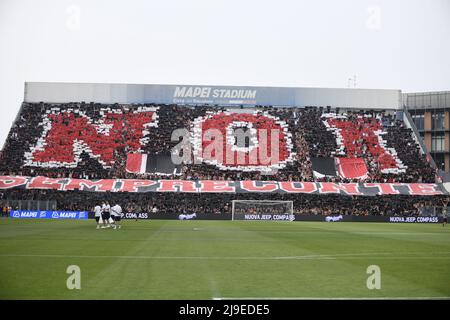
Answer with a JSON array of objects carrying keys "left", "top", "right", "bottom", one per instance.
[
  {"left": 94, "top": 204, "right": 102, "bottom": 229},
  {"left": 111, "top": 204, "right": 123, "bottom": 229},
  {"left": 101, "top": 202, "right": 112, "bottom": 228}
]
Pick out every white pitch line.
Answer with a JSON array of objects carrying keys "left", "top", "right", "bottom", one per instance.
[
  {"left": 0, "top": 253, "right": 449, "bottom": 260},
  {"left": 213, "top": 297, "right": 450, "bottom": 300},
  {"left": 0, "top": 254, "right": 336, "bottom": 260}
]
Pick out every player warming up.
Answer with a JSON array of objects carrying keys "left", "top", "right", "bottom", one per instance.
[
  {"left": 94, "top": 204, "right": 102, "bottom": 229},
  {"left": 111, "top": 204, "right": 123, "bottom": 230},
  {"left": 101, "top": 202, "right": 112, "bottom": 228}
]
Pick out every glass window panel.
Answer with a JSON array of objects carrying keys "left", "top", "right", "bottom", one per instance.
[
  {"left": 431, "top": 134, "right": 445, "bottom": 151},
  {"left": 412, "top": 113, "right": 424, "bottom": 130},
  {"left": 432, "top": 112, "right": 444, "bottom": 130}
]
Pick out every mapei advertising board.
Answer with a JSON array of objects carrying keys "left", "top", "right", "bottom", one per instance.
[{"left": 10, "top": 210, "right": 89, "bottom": 220}]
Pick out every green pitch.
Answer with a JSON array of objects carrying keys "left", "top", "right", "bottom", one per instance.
[{"left": 0, "top": 218, "right": 449, "bottom": 299}]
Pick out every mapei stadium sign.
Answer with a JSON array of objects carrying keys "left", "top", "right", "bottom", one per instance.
[
  {"left": 173, "top": 86, "right": 257, "bottom": 104},
  {"left": 0, "top": 175, "right": 447, "bottom": 196}
]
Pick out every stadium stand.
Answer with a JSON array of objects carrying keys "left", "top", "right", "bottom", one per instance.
[
  {"left": 0, "top": 102, "right": 436, "bottom": 183},
  {"left": 0, "top": 102, "right": 444, "bottom": 217}
]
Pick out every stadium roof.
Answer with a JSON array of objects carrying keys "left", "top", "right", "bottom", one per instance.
[{"left": 24, "top": 82, "right": 401, "bottom": 109}]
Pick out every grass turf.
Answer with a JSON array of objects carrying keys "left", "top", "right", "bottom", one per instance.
[{"left": 0, "top": 218, "right": 449, "bottom": 299}]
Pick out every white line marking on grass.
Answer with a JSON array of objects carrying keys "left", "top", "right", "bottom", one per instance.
[
  {"left": 350, "top": 232, "right": 444, "bottom": 235},
  {"left": 213, "top": 297, "right": 450, "bottom": 300},
  {"left": 1, "top": 252, "right": 449, "bottom": 260},
  {"left": 0, "top": 254, "right": 336, "bottom": 260}
]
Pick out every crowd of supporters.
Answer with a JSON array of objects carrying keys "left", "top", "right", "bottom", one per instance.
[
  {"left": 0, "top": 102, "right": 442, "bottom": 217},
  {"left": 0, "top": 189, "right": 448, "bottom": 217},
  {"left": 0, "top": 102, "right": 436, "bottom": 183}
]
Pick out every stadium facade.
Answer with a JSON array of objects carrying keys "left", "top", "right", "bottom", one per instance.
[
  {"left": 24, "top": 82, "right": 401, "bottom": 109},
  {"left": 403, "top": 91, "right": 450, "bottom": 175}
]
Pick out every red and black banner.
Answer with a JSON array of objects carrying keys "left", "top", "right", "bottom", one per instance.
[
  {"left": 126, "top": 154, "right": 182, "bottom": 175},
  {"left": 312, "top": 157, "right": 369, "bottom": 179},
  {"left": 0, "top": 176, "right": 447, "bottom": 196}
]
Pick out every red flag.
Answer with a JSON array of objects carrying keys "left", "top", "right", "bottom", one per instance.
[
  {"left": 336, "top": 157, "right": 368, "bottom": 179},
  {"left": 126, "top": 154, "right": 148, "bottom": 174}
]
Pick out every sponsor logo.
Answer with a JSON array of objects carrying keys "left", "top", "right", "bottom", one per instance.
[
  {"left": 389, "top": 216, "right": 439, "bottom": 223},
  {"left": 21, "top": 211, "right": 38, "bottom": 218},
  {"left": 325, "top": 215, "right": 344, "bottom": 222},
  {"left": 11, "top": 210, "right": 88, "bottom": 219},
  {"left": 123, "top": 212, "right": 149, "bottom": 219},
  {"left": 59, "top": 212, "right": 77, "bottom": 218},
  {"left": 174, "top": 86, "right": 257, "bottom": 100},
  {"left": 243, "top": 214, "right": 294, "bottom": 221}
]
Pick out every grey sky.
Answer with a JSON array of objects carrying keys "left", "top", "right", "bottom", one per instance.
[{"left": 1, "top": 0, "right": 449, "bottom": 147}]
